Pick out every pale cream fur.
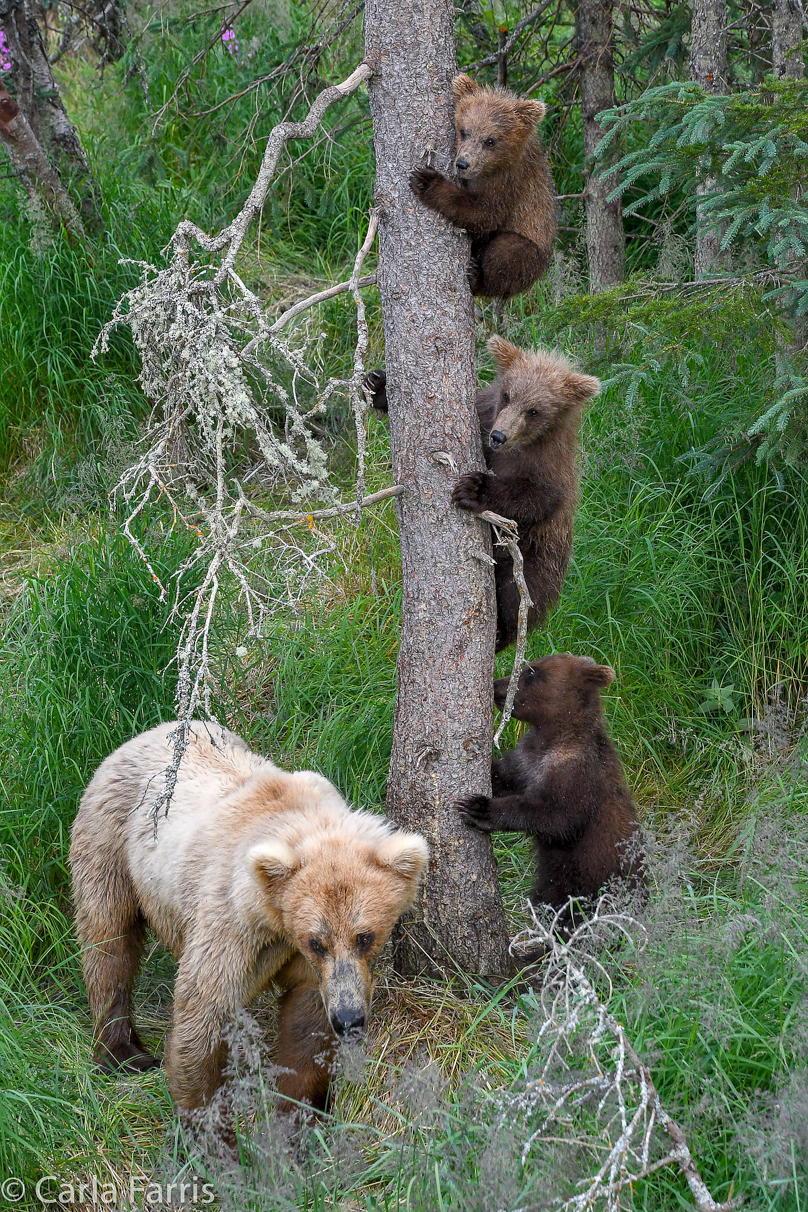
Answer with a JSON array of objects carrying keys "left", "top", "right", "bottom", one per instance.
[{"left": 70, "top": 721, "right": 428, "bottom": 1114}]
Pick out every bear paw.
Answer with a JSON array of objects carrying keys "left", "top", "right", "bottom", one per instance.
[
  {"left": 467, "top": 256, "right": 482, "bottom": 293},
  {"left": 363, "top": 369, "right": 388, "bottom": 412},
  {"left": 410, "top": 166, "right": 444, "bottom": 200},
  {"left": 457, "top": 795, "right": 495, "bottom": 832},
  {"left": 452, "top": 471, "right": 489, "bottom": 513}
]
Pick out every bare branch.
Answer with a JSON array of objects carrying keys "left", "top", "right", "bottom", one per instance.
[
  {"left": 462, "top": 0, "right": 557, "bottom": 72},
  {"left": 268, "top": 274, "right": 376, "bottom": 333},
  {"left": 504, "top": 899, "right": 739, "bottom": 1212},
  {"left": 477, "top": 510, "right": 534, "bottom": 747}
]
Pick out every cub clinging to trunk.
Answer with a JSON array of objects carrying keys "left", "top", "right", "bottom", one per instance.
[
  {"left": 458, "top": 655, "right": 644, "bottom": 920},
  {"left": 364, "top": 337, "right": 598, "bottom": 651},
  {"left": 410, "top": 73, "right": 557, "bottom": 299}
]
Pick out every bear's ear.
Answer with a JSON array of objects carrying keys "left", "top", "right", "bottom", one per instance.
[
  {"left": 249, "top": 839, "right": 301, "bottom": 891},
  {"left": 377, "top": 831, "right": 429, "bottom": 883},
  {"left": 487, "top": 334, "right": 525, "bottom": 373},
  {"left": 453, "top": 73, "right": 480, "bottom": 102},
  {"left": 564, "top": 371, "right": 601, "bottom": 405},
  {"left": 583, "top": 663, "right": 615, "bottom": 688},
  {"left": 515, "top": 98, "right": 546, "bottom": 128}
]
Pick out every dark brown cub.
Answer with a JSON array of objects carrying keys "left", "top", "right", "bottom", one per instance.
[{"left": 457, "top": 655, "right": 645, "bottom": 921}]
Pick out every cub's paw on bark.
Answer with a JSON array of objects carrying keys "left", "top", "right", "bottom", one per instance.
[
  {"left": 409, "top": 166, "right": 445, "bottom": 199},
  {"left": 452, "top": 471, "right": 490, "bottom": 513},
  {"left": 457, "top": 795, "right": 495, "bottom": 832}
]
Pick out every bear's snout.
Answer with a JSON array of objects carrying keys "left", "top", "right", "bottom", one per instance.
[
  {"left": 455, "top": 156, "right": 470, "bottom": 174},
  {"left": 489, "top": 429, "right": 507, "bottom": 448},
  {"left": 329, "top": 1005, "right": 366, "bottom": 1037}
]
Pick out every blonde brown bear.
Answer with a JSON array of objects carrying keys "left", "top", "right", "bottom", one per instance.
[{"left": 69, "top": 721, "right": 428, "bottom": 1116}]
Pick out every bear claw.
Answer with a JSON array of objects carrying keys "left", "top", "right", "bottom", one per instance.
[
  {"left": 410, "top": 166, "right": 444, "bottom": 199},
  {"left": 452, "top": 471, "right": 489, "bottom": 513},
  {"left": 363, "top": 369, "right": 388, "bottom": 412},
  {"left": 457, "top": 795, "right": 494, "bottom": 832}
]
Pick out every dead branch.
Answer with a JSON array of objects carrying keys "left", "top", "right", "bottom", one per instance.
[
  {"left": 268, "top": 273, "right": 376, "bottom": 333},
  {"left": 462, "top": 0, "right": 558, "bottom": 72},
  {"left": 478, "top": 509, "right": 533, "bottom": 747},
  {"left": 504, "top": 899, "right": 738, "bottom": 1212},
  {"left": 93, "top": 65, "right": 378, "bottom": 826},
  {"left": 238, "top": 483, "right": 403, "bottom": 524}
]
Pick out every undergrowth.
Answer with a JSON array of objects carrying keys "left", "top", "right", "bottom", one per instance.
[{"left": 1, "top": 4, "right": 807, "bottom": 1208}]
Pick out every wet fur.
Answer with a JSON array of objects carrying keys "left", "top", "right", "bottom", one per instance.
[
  {"left": 458, "top": 655, "right": 645, "bottom": 917},
  {"left": 69, "top": 722, "right": 427, "bottom": 1116},
  {"left": 410, "top": 73, "right": 557, "bottom": 299}
]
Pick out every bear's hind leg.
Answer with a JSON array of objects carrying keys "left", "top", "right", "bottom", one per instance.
[
  {"left": 474, "top": 233, "right": 549, "bottom": 300},
  {"left": 80, "top": 909, "right": 159, "bottom": 1073}
]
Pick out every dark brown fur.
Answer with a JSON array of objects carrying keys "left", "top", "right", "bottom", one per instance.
[
  {"left": 409, "top": 73, "right": 557, "bottom": 299},
  {"left": 458, "top": 655, "right": 644, "bottom": 917}
]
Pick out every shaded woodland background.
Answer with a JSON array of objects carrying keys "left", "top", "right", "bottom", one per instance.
[{"left": 1, "top": 0, "right": 808, "bottom": 1207}]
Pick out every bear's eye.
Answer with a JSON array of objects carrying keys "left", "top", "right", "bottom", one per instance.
[
  {"left": 501, "top": 391, "right": 510, "bottom": 404},
  {"left": 459, "top": 128, "right": 468, "bottom": 139},
  {"left": 309, "top": 937, "right": 327, "bottom": 957},
  {"left": 484, "top": 136, "right": 497, "bottom": 147},
  {"left": 526, "top": 409, "right": 541, "bottom": 418},
  {"left": 356, "top": 931, "right": 375, "bottom": 952}
]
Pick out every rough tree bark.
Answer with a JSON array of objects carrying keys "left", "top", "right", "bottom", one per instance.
[
  {"left": 0, "top": 0, "right": 99, "bottom": 228},
  {"left": 689, "top": 0, "right": 728, "bottom": 277},
  {"left": 771, "top": 0, "right": 804, "bottom": 79},
  {"left": 365, "top": 0, "right": 513, "bottom": 978},
  {"left": 576, "top": 0, "right": 625, "bottom": 292},
  {"left": 0, "top": 83, "right": 85, "bottom": 235}
]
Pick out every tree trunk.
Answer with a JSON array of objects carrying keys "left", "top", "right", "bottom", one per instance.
[
  {"left": 365, "top": 0, "right": 513, "bottom": 979},
  {"left": 576, "top": 0, "right": 625, "bottom": 292},
  {"left": 0, "top": 83, "right": 85, "bottom": 236},
  {"left": 0, "top": 0, "right": 99, "bottom": 228},
  {"left": 689, "top": 0, "right": 728, "bottom": 277},
  {"left": 771, "top": 0, "right": 804, "bottom": 79}
]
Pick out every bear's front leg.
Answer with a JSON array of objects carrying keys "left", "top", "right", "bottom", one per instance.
[
  {"left": 452, "top": 471, "right": 492, "bottom": 514},
  {"left": 458, "top": 793, "right": 539, "bottom": 834},
  {"left": 409, "top": 167, "right": 484, "bottom": 231},
  {"left": 274, "top": 955, "right": 336, "bottom": 1114},
  {"left": 164, "top": 938, "right": 243, "bottom": 1117}
]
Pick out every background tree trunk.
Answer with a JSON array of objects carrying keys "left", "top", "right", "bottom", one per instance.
[
  {"left": 365, "top": 0, "right": 513, "bottom": 979},
  {"left": 576, "top": 0, "right": 625, "bottom": 292},
  {"left": 689, "top": 0, "right": 728, "bottom": 277},
  {"left": 0, "top": 0, "right": 99, "bottom": 227},
  {"left": 771, "top": 0, "right": 804, "bottom": 79},
  {"left": 0, "top": 83, "right": 85, "bottom": 235}
]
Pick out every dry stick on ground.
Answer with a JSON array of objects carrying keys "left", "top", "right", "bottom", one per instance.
[
  {"left": 478, "top": 510, "right": 534, "bottom": 747},
  {"left": 93, "top": 64, "right": 379, "bottom": 827},
  {"left": 506, "top": 900, "right": 738, "bottom": 1212}
]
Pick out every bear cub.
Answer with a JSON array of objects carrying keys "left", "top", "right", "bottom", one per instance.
[
  {"left": 410, "top": 73, "right": 557, "bottom": 299},
  {"left": 458, "top": 655, "right": 644, "bottom": 920},
  {"left": 457, "top": 335, "right": 598, "bottom": 651},
  {"left": 364, "top": 337, "right": 598, "bottom": 652}
]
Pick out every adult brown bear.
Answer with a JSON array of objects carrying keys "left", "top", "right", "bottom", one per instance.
[
  {"left": 410, "top": 73, "right": 557, "bottom": 299},
  {"left": 70, "top": 722, "right": 428, "bottom": 1116}
]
